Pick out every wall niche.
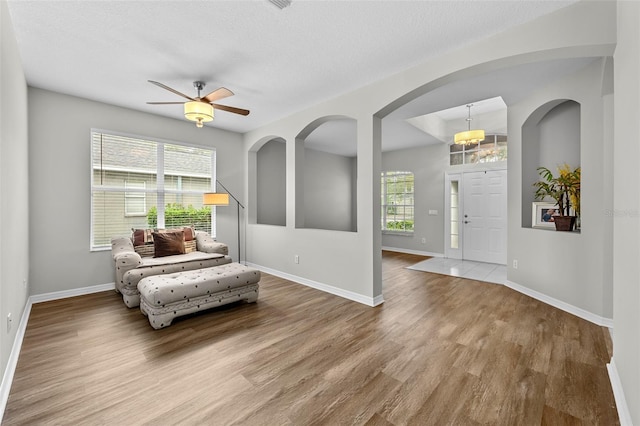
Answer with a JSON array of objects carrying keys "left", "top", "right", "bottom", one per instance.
[
  {"left": 255, "top": 137, "right": 286, "bottom": 226},
  {"left": 521, "top": 99, "right": 581, "bottom": 228}
]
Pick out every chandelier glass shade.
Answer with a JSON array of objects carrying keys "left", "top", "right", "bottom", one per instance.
[
  {"left": 454, "top": 129, "right": 485, "bottom": 145},
  {"left": 184, "top": 101, "right": 214, "bottom": 128},
  {"left": 454, "top": 104, "right": 485, "bottom": 145}
]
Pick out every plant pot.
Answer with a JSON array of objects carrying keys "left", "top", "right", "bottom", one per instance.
[{"left": 554, "top": 215, "right": 576, "bottom": 231}]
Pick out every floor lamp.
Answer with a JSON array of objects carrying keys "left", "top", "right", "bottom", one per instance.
[{"left": 203, "top": 180, "right": 245, "bottom": 264}]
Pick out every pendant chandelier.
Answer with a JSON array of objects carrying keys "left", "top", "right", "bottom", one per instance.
[{"left": 454, "top": 104, "right": 485, "bottom": 145}]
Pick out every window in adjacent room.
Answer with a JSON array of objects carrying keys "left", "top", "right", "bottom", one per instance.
[
  {"left": 381, "top": 170, "right": 414, "bottom": 233},
  {"left": 450, "top": 134, "right": 507, "bottom": 165},
  {"left": 91, "top": 130, "right": 216, "bottom": 250}
]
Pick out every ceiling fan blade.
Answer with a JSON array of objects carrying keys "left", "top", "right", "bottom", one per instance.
[
  {"left": 204, "top": 87, "right": 234, "bottom": 103},
  {"left": 147, "top": 101, "right": 185, "bottom": 105},
  {"left": 148, "top": 80, "right": 195, "bottom": 101},
  {"left": 211, "top": 103, "right": 250, "bottom": 116}
]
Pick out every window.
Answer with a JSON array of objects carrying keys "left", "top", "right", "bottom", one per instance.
[
  {"left": 124, "top": 180, "right": 146, "bottom": 216},
  {"left": 450, "top": 134, "right": 507, "bottom": 165},
  {"left": 381, "top": 171, "right": 414, "bottom": 233},
  {"left": 91, "top": 130, "right": 215, "bottom": 250}
]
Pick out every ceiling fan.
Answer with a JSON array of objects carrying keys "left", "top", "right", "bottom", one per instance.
[{"left": 147, "top": 80, "right": 250, "bottom": 128}]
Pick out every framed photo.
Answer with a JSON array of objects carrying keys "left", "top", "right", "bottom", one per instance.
[{"left": 532, "top": 202, "right": 559, "bottom": 229}]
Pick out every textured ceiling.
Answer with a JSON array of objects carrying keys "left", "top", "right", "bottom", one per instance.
[{"left": 7, "top": 0, "right": 578, "bottom": 142}]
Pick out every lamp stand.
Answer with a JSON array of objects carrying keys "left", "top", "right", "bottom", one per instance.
[{"left": 216, "top": 179, "right": 245, "bottom": 264}]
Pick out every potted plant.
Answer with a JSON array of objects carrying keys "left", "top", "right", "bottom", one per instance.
[{"left": 533, "top": 163, "right": 581, "bottom": 231}]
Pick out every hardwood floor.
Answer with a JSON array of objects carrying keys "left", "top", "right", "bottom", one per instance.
[{"left": 3, "top": 251, "right": 618, "bottom": 425}]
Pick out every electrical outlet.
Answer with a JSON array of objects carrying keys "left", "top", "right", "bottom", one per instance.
[
  {"left": 6, "top": 313, "right": 12, "bottom": 333},
  {"left": 23, "top": 278, "right": 26, "bottom": 288},
  {"left": 513, "top": 259, "right": 518, "bottom": 269},
  {"left": 428, "top": 210, "right": 438, "bottom": 216},
  {"left": 421, "top": 237, "right": 426, "bottom": 244},
  {"left": 294, "top": 255, "right": 299, "bottom": 264}
]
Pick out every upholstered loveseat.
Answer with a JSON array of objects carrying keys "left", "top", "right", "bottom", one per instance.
[{"left": 111, "top": 227, "right": 231, "bottom": 308}]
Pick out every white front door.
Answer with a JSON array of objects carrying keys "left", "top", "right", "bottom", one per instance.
[{"left": 462, "top": 170, "right": 507, "bottom": 264}]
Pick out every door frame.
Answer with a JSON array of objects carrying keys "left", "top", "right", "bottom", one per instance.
[{"left": 444, "top": 168, "right": 507, "bottom": 262}]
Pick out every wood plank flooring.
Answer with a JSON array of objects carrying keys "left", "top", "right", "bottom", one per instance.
[{"left": 3, "top": 251, "right": 619, "bottom": 425}]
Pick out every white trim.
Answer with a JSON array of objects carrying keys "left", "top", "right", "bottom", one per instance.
[
  {"left": 381, "top": 246, "right": 444, "bottom": 258},
  {"left": 505, "top": 280, "right": 613, "bottom": 328},
  {"left": 371, "top": 295, "right": 384, "bottom": 307},
  {"left": 607, "top": 359, "right": 633, "bottom": 426},
  {"left": 30, "top": 282, "right": 115, "bottom": 304},
  {"left": 246, "top": 262, "right": 383, "bottom": 307},
  {"left": 0, "top": 298, "right": 32, "bottom": 423}
]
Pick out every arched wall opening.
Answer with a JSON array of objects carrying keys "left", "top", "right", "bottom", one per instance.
[
  {"left": 242, "top": 2, "right": 614, "bottom": 316},
  {"left": 372, "top": 54, "right": 607, "bottom": 320},
  {"left": 295, "top": 115, "right": 358, "bottom": 232}
]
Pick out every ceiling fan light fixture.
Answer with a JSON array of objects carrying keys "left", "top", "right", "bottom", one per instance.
[
  {"left": 184, "top": 101, "right": 214, "bottom": 128},
  {"left": 454, "top": 104, "right": 485, "bottom": 145}
]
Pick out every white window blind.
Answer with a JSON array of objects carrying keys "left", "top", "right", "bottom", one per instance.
[
  {"left": 91, "top": 130, "right": 216, "bottom": 250},
  {"left": 124, "top": 180, "right": 146, "bottom": 215}
]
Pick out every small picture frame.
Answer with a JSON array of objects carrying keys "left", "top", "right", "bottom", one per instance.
[{"left": 532, "top": 202, "right": 559, "bottom": 229}]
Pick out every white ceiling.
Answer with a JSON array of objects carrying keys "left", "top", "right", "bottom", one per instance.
[{"left": 7, "top": 0, "right": 589, "bottom": 155}]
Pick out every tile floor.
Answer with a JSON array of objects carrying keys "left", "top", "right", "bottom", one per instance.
[{"left": 407, "top": 257, "right": 508, "bottom": 285}]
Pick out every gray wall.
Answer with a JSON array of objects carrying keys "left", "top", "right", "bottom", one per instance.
[
  {"left": 508, "top": 58, "right": 613, "bottom": 319},
  {"left": 302, "top": 148, "right": 356, "bottom": 232},
  {"left": 28, "top": 88, "right": 244, "bottom": 295},
  {"left": 245, "top": 1, "right": 615, "bottom": 307},
  {"left": 256, "top": 139, "right": 286, "bottom": 226},
  {"left": 0, "top": 0, "right": 30, "bottom": 389},
  {"left": 381, "top": 143, "right": 449, "bottom": 254},
  {"left": 613, "top": 1, "right": 640, "bottom": 421}
]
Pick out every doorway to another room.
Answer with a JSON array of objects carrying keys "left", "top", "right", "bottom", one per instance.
[
  {"left": 410, "top": 168, "right": 507, "bottom": 284},
  {"left": 445, "top": 169, "right": 507, "bottom": 265}
]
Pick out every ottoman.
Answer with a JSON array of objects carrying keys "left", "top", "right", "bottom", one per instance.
[{"left": 138, "top": 263, "right": 260, "bottom": 329}]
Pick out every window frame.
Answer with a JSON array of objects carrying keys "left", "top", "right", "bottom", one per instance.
[
  {"left": 90, "top": 129, "right": 217, "bottom": 251},
  {"left": 381, "top": 170, "right": 415, "bottom": 235},
  {"left": 449, "top": 133, "right": 507, "bottom": 166}
]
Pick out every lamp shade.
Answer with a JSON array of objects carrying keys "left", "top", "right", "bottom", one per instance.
[
  {"left": 203, "top": 193, "right": 229, "bottom": 206},
  {"left": 184, "top": 101, "right": 214, "bottom": 128},
  {"left": 454, "top": 129, "right": 485, "bottom": 145}
]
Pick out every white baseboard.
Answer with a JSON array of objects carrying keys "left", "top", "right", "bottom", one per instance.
[
  {"left": 607, "top": 359, "right": 633, "bottom": 426},
  {"left": 0, "top": 298, "right": 32, "bottom": 423},
  {"left": 30, "top": 282, "right": 115, "bottom": 304},
  {"left": 0, "top": 282, "right": 116, "bottom": 423},
  {"left": 504, "top": 280, "right": 613, "bottom": 328},
  {"left": 372, "top": 294, "right": 384, "bottom": 307},
  {"left": 381, "top": 246, "right": 444, "bottom": 257},
  {"left": 246, "top": 263, "right": 383, "bottom": 307}
]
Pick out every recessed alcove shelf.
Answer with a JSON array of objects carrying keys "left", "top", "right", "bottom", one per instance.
[{"left": 521, "top": 99, "right": 581, "bottom": 230}]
